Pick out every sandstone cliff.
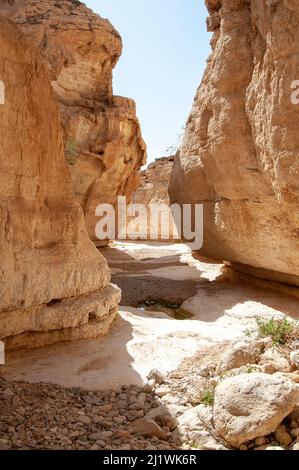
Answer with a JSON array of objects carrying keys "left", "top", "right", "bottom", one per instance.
[
  {"left": 0, "top": 16, "right": 121, "bottom": 350},
  {"left": 133, "top": 157, "right": 174, "bottom": 207},
  {"left": 0, "top": 0, "right": 146, "bottom": 243},
  {"left": 128, "top": 157, "right": 177, "bottom": 240},
  {"left": 169, "top": 0, "right": 299, "bottom": 285}
]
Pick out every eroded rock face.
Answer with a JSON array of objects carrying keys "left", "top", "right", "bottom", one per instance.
[
  {"left": 169, "top": 0, "right": 299, "bottom": 285},
  {"left": 0, "top": 0, "right": 146, "bottom": 242},
  {"left": 0, "top": 16, "right": 121, "bottom": 350},
  {"left": 128, "top": 157, "right": 177, "bottom": 240},
  {"left": 132, "top": 157, "right": 174, "bottom": 208}
]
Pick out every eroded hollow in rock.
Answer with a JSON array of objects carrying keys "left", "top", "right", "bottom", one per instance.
[{"left": 138, "top": 302, "right": 194, "bottom": 320}]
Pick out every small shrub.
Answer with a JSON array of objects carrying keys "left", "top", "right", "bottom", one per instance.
[
  {"left": 191, "top": 443, "right": 203, "bottom": 450},
  {"left": 246, "top": 365, "right": 258, "bottom": 374},
  {"left": 65, "top": 136, "right": 78, "bottom": 166},
  {"left": 201, "top": 388, "right": 215, "bottom": 407},
  {"left": 256, "top": 317, "right": 295, "bottom": 345}
]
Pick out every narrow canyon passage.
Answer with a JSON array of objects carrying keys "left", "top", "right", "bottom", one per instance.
[{"left": 1, "top": 0, "right": 299, "bottom": 455}]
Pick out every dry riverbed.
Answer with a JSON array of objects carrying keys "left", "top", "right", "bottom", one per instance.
[{"left": 1, "top": 242, "right": 299, "bottom": 450}]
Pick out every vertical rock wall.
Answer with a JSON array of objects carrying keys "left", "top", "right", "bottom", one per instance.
[
  {"left": 0, "top": 16, "right": 121, "bottom": 350},
  {"left": 0, "top": 0, "right": 146, "bottom": 243},
  {"left": 169, "top": 0, "right": 299, "bottom": 285}
]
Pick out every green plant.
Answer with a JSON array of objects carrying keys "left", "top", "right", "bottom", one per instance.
[
  {"left": 191, "top": 443, "right": 203, "bottom": 450},
  {"left": 256, "top": 317, "right": 295, "bottom": 345},
  {"left": 65, "top": 136, "right": 78, "bottom": 166},
  {"left": 246, "top": 366, "right": 257, "bottom": 374},
  {"left": 201, "top": 388, "right": 215, "bottom": 407},
  {"left": 245, "top": 328, "right": 254, "bottom": 337}
]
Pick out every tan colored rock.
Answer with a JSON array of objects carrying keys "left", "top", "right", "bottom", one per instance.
[
  {"left": 127, "top": 157, "right": 177, "bottom": 241},
  {"left": 0, "top": 16, "right": 120, "bottom": 349},
  {"left": 169, "top": 0, "right": 299, "bottom": 286},
  {"left": 0, "top": 439, "right": 10, "bottom": 451},
  {"left": 260, "top": 348, "right": 292, "bottom": 373},
  {"left": 216, "top": 338, "right": 264, "bottom": 374},
  {"left": 145, "top": 404, "right": 181, "bottom": 431},
  {"left": 1, "top": 0, "right": 146, "bottom": 243},
  {"left": 176, "top": 404, "right": 228, "bottom": 450},
  {"left": 274, "top": 425, "right": 293, "bottom": 447},
  {"left": 213, "top": 373, "right": 299, "bottom": 448},
  {"left": 179, "top": 338, "right": 265, "bottom": 378},
  {"left": 239, "top": 445, "right": 248, "bottom": 451},
  {"left": 129, "top": 418, "right": 167, "bottom": 441},
  {"left": 288, "top": 406, "right": 299, "bottom": 423},
  {"left": 178, "top": 404, "right": 213, "bottom": 430},
  {"left": 281, "top": 372, "right": 299, "bottom": 383},
  {"left": 255, "top": 436, "right": 268, "bottom": 446},
  {"left": 290, "top": 351, "right": 299, "bottom": 368}
]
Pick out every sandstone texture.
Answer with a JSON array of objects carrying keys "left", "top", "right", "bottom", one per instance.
[
  {"left": 260, "top": 347, "right": 292, "bottom": 373},
  {"left": 169, "top": 0, "right": 299, "bottom": 285},
  {"left": 128, "top": 157, "right": 177, "bottom": 240},
  {"left": 213, "top": 373, "right": 299, "bottom": 448},
  {"left": 132, "top": 157, "right": 174, "bottom": 209},
  {"left": 0, "top": 0, "right": 146, "bottom": 242},
  {"left": 0, "top": 16, "right": 120, "bottom": 350}
]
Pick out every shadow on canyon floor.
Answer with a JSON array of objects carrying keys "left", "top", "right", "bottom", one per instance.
[
  {"left": 2, "top": 241, "right": 299, "bottom": 390},
  {"left": 1, "top": 242, "right": 299, "bottom": 449},
  {"left": 102, "top": 242, "right": 299, "bottom": 323},
  {"left": 1, "top": 314, "right": 141, "bottom": 390},
  {"left": 101, "top": 243, "right": 222, "bottom": 308}
]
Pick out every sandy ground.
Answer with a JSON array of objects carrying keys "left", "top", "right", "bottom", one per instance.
[{"left": 1, "top": 241, "right": 299, "bottom": 390}]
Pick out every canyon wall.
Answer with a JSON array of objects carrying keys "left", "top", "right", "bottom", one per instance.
[
  {"left": 0, "top": 0, "right": 146, "bottom": 243},
  {"left": 169, "top": 0, "right": 299, "bottom": 285},
  {"left": 127, "top": 157, "right": 177, "bottom": 240},
  {"left": 0, "top": 16, "right": 121, "bottom": 350}
]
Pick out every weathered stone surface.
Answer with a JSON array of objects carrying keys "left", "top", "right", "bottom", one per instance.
[
  {"left": 290, "top": 351, "right": 299, "bottom": 369},
  {"left": 128, "top": 157, "right": 176, "bottom": 240},
  {"left": 129, "top": 418, "right": 167, "bottom": 441},
  {"left": 169, "top": 0, "right": 299, "bottom": 286},
  {"left": 213, "top": 373, "right": 299, "bottom": 448},
  {"left": 0, "top": 16, "right": 120, "bottom": 349},
  {"left": 145, "top": 404, "right": 182, "bottom": 431},
  {"left": 259, "top": 348, "right": 292, "bottom": 373},
  {"left": 1, "top": 0, "right": 146, "bottom": 242},
  {"left": 274, "top": 424, "right": 293, "bottom": 447},
  {"left": 175, "top": 404, "right": 228, "bottom": 450}
]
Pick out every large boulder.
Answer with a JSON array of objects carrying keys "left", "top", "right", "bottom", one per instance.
[
  {"left": 213, "top": 373, "right": 299, "bottom": 447},
  {"left": 0, "top": 0, "right": 146, "bottom": 242},
  {"left": 0, "top": 16, "right": 120, "bottom": 350},
  {"left": 169, "top": 0, "right": 299, "bottom": 286}
]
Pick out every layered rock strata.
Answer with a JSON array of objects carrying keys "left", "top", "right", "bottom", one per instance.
[{"left": 0, "top": 16, "right": 121, "bottom": 350}]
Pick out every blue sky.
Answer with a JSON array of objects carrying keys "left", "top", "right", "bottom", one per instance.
[{"left": 85, "top": 0, "right": 211, "bottom": 163}]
